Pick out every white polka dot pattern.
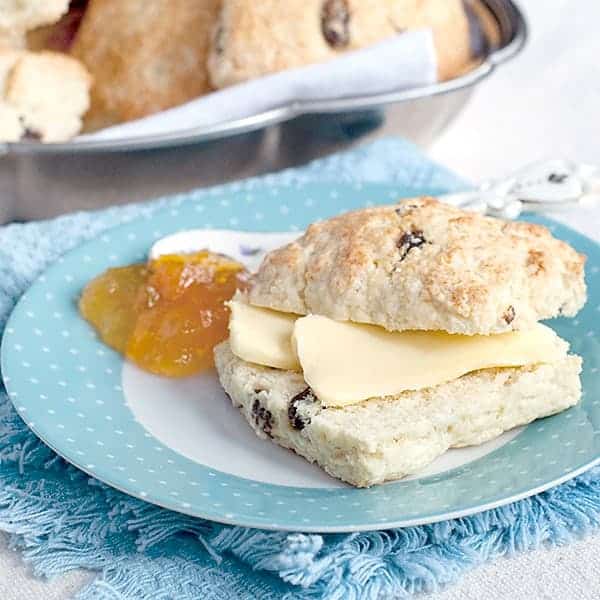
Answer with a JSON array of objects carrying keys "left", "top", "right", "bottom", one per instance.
[{"left": 1, "top": 183, "right": 599, "bottom": 533}]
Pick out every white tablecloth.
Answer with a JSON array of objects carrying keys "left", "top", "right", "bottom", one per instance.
[{"left": 1, "top": 0, "right": 599, "bottom": 597}]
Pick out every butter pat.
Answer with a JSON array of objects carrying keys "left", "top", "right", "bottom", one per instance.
[
  {"left": 292, "top": 316, "right": 569, "bottom": 407},
  {"left": 227, "top": 301, "right": 569, "bottom": 408},
  {"left": 228, "top": 300, "right": 300, "bottom": 370}
]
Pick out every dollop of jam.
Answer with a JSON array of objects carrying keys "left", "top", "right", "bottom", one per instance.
[{"left": 79, "top": 251, "right": 249, "bottom": 377}]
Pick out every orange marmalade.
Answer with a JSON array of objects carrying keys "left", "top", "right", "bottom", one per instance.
[{"left": 79, "top": 251, "right": 249, "bottom": 377}]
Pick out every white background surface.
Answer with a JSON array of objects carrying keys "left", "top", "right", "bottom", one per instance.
[{"left": 1, "top": 0, "right": 600, "bottom": 598}]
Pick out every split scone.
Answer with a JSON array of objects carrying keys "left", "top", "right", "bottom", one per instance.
[
  {"left": 208, "top": 0, "right": 472, "bottom": 88},
  {"left": 71, "top": 0, "right": 220, "bottom": 131},
  {"left": 0, "top": 50, "right": 91, "bottom": 142},
  {"left": 214, "top": 198, "right": 586, "bottom": 487}
]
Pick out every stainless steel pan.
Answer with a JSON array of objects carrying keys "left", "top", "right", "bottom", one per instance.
[{"left": 0, "top": 0, "right": 526, "bottom": 222}]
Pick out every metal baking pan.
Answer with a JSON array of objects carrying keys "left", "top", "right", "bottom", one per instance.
[{"left": 0, "top": 0, "right": 526, "bottom": 222}]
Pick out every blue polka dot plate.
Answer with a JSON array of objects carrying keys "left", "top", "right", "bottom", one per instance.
[{"left": 2, "top": 183, "right": 600, "bottom": 532}]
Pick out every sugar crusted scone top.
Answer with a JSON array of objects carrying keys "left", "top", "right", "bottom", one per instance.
[{"left": 249, "top": 197, "right": 587, "bottom": 335}]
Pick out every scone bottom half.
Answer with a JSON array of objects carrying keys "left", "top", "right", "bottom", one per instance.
[
  {"left": 215, "top": 342, "right": 582, "bottom": 488},
  {"left": 214, "top": 198, "right": 586, "bottom": 487}
]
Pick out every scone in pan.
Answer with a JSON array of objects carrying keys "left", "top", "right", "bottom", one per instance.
[{"left": 2, "top": 0, "right": 526, "bottom": 154}]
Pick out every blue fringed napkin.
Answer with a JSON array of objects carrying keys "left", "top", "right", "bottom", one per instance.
[{"left": 0, "top": 139, "right": 599, "bottom": 599}]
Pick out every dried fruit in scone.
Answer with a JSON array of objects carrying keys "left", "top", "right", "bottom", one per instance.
[
  {"left": 249, "top": 198, "right": 587, "bottom": 335},
  {"left": 208, "top": 0, "right": 472, "bottom": 88},
  {"left": 215, "top": 341, "right": 582, "bottom": 487},
  {"left": 71, "top": 0, "right": 221, "bottom": 131},
  {"left": 0, "top": 50, "right": 91, "bottom": 142}
]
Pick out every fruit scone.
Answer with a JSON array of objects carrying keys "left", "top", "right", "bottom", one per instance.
[
  {"left": 214, "top": 198, "right": 587, "bottom": 487},
  {"left": 71, "top": 0, "right": 221, "bottom": 131},
  {"left": 208, "top": 0, "right": 473, "bottom": 88},
  {"left": 0, "top": 49, "right": 91, "bottom": 142},
  {"left": 0, "top": 1, "right": 91, "bottom": 142}
]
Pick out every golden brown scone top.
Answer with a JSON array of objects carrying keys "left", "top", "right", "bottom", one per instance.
[
  {"left": 249, "top": 197, "right": 587, "bottom": 335},
  {"left": 208, "top": 0, "right": 471, "bottom": 89},
  {"left": 71, "top": 0, "right": 220, "bottom": 131}
]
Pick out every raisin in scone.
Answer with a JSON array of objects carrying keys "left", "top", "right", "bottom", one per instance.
[
  {"left": 249, "top": 197, "right": 587, "bottom": 335},
  {"left": 215, "top": 341, "right": 582, "bottom": 487},
  {"left": 208, "top": 0, "right": 471, "bottom": 88},
  {"left": 0, "top": 50, "right": 91, "bottom": 142},
  {"left": 71, "top": 0, "right": 220, "bottom": 130},
  {"left": 215, "top": 199, "right": 586, "bottom": 487}
]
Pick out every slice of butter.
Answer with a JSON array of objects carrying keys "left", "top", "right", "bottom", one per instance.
[
  {"left": 227, "top": 301, "right": 569, "bottom": 407},
  {"left": 292, "top": 316, "right": 569, "bottom": 407},
  {"left": 228, "top": 300, "right": 300, "bottom": 371}
]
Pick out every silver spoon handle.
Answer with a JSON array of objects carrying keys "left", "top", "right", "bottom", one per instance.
[{"left": 439, "top": 160, "right": 600, "bottom": 219}]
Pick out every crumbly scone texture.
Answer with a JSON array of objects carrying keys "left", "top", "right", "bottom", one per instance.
[
  {"left": 0, "top": 50, "right": 21, "bottom": 94},
  {"left": 0, "top": 50, "right": 91, "bottom": 142},
  {"left": 0, "top": 29, "right": 25, "bottom": 50},
  {"left": 0, "top": 0, "right": 69, "bottom": 35},
  {"left": 208, "top": 0, "right": 471, "bottom": 88},
  {"left": 71, "top": 0, "right": 220, "bottom": 131},
  {"left": 214, "top": 341, "right": 582, "bottom": 487},
  {"left": 0, "top": 0, "right": 69, "bottom": 50},
  {"left": 0, "top": 102, "right": 23, "bottom": 141},
  {"left": 249, "top": 197, "right": 587, "bottom": 335}
]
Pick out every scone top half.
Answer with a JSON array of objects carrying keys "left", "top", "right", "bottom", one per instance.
[{"left": 249, "top": 197, "right": 587, "bottom": 335}]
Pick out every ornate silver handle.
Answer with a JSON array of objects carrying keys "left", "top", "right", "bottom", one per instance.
[{"left": 440, "top": 160, "right": 600, "bottom": 219}]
